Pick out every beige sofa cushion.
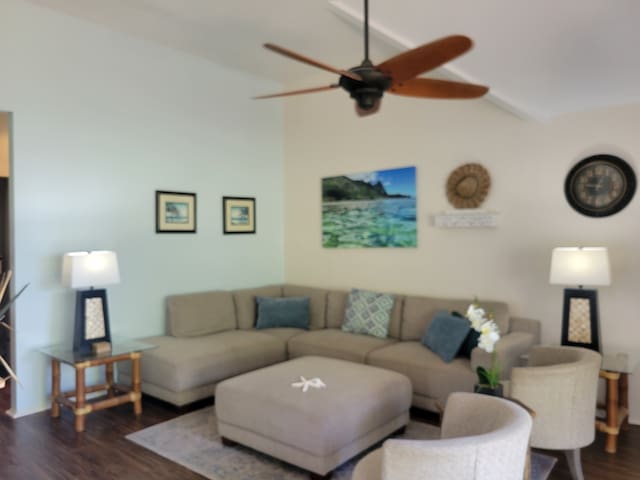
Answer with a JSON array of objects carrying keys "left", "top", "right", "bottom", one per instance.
[
  {"left": 326, "top": 289, "right": 404, "bottom": 339},
  {"left": 367, "top": 341, "right": 477, "bottom": 404},
  {"left": 288, "top": 329, "right": 396, "bottom": 363},
  {"left": 122, "top": 330, "right": 286, "bottom": 393},
  {"left": 166, "top": 290, "right": 236, "bottom": 337},
  {"left": 282, "top": 285, "right": 329, "bottom": 330},
  {"left": 401, "top": 296, "right": 510, "bottom": 341},
  {"left": 234, "top": 285, "right": 283, "bottom": 330}
]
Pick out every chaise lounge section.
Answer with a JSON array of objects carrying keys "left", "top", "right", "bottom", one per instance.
[{"left": 120, "top": 284, "right": 540, "bottom": 412}]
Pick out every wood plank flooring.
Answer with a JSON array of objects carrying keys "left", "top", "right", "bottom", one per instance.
[{"left": 0, "top": 395, "right": 638, "bottom": 479}]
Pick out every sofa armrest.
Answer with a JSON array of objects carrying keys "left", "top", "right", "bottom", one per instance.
[
  {"left": 509, "top": 316, "right": 541, "bottom": 344},
  {"left": 470, "top": 331, "right": 536, "bottom": 380}
]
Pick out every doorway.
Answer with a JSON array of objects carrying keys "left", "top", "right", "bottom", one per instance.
[{"left": 0, "top": 111, "right": 12, "bottom": 414}]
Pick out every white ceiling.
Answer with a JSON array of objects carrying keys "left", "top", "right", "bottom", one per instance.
[{"left": 25, "top": 0, "right": 640, "bottom": 121}]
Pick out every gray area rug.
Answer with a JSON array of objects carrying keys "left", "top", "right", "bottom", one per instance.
[{"left": 127, "top": 407, "right": 556, "bottom": 479}]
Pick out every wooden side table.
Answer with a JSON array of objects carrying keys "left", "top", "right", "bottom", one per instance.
[
  {"left": 41, "top": 339, "right": 155, "bottom": 432},
  {"left": 596, "top": 351, "right": 638, "bottom": 454}
]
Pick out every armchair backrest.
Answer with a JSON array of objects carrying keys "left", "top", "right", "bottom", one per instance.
[
  {"left": 381, "top": 392, "right": 532, "bottom": 480},
  {"left": 510, "top": 345, "right": 602, "bottom": 450}
]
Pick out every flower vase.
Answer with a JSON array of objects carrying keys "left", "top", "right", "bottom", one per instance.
[{"left": 474, "top": 383, "right": 504, "bottom": 397}]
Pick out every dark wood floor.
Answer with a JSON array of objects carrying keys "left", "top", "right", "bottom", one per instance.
[{"left": 0, "top": 395, "right": 638, "bottom": 479}]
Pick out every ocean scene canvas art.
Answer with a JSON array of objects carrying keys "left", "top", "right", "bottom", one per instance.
[{"left": 322, "top": 166, "right": 417, "bottom": 248}]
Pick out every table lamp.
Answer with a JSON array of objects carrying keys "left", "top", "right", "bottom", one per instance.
[
  {"left": 549, "top": 247, "right": 610, "bottom": 352},
  {"left": 62, "top": 251, "right": 120, "bottom": 353}
]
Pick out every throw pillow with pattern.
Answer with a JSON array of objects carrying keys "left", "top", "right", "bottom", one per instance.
[{"left": 342, "top": 289, "right": 394, "bottom": 339}]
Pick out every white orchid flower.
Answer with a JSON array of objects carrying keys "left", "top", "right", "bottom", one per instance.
[
  {"left": 478, "top": 320, "right": 501, "bottom": 353},
  {"left": 466, "top": 304, "right": 486, "bottom": 332}
]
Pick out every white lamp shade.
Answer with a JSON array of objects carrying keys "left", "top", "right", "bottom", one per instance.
[
  {"left": 62, "top": 251, "right": 120, "bottom": 289},
  {"left": 549, "top": 247, "right": 611, "bottom": 287}
]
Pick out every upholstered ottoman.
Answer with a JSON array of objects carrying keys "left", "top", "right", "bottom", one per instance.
[{"left": 215, "top": 355, "right": 412, "bottom": 478}]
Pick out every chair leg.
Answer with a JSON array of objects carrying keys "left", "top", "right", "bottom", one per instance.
[{"left": 564, "top": 448, "right": 584, "bottom": 480}]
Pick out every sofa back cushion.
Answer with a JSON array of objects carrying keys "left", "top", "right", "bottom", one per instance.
[
  {"left": 166, "top": 291, "right": 236, "bottom": 337},
  {"left": 255, "top": 296, "right": 310, "bottom": 330},
  {"left": 401, "top": 295, "right": 510, "bottom": 341},
  {"left": 282, "top": 285, "right": 328, "bottom": 330},
  {"left": 326, "top": 289, "right": 404, "bottom": 339},
  {"left": 234, "top": 285, "right": 283, "bottom": 330}
]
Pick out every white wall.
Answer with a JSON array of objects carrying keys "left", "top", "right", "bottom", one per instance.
[
  {"left": 0, "top": 0, "right": 284, "bottom": 416},
  {"left": 283, "top": 90, "right": 640, "bottom": 421}
]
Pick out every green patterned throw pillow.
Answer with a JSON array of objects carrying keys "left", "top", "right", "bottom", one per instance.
[{"left": 342, "top": 289, "right": 394, "bottom": 338}]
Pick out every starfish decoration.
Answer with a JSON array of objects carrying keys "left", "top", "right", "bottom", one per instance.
[{"left": 291, "top": 376, "right": 326, "bottom": 393}]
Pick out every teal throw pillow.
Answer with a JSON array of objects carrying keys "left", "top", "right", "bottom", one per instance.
[
  {"left": 342, "top": 289, "right": 394, "bottom": 339},
  {"left": 422, "top": 310, "right": 471, "bottom": 363},
  {"left": 255, "top": 296, "right": 310, "bottom": 330}
]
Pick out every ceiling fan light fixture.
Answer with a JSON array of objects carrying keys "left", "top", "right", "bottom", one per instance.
[{"left": 352, "top": 88, "right": 383, "bottom": 110}]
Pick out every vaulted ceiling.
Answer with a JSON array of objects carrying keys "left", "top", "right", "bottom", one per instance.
[{"left": 26, "top": 0, "right": 640, "bottom": 121}]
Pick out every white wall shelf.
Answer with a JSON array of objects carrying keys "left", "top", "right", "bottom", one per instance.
[{"left": 432, "top": 210, "right": 500, "bottom": 229}]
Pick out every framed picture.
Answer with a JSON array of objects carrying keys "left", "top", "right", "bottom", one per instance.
[
  {"left": 223, "top": 196, "right": 256, "bottom": 234},
  {"left": 561, "top": 288, "right": 601, "bottom": 352},
  {"left": 322, "top": 166, "right": 417, "bottom": 248},
  {"left": 156, "top": 191, "right": 197, "bottom": 233},
  {"left": 73, "top": 289, "right": 111, "bottom": 354}
]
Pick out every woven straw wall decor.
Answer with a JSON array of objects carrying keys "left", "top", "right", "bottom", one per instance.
[{"left": 446, "top": 163, "right": 491, "bottom": 209}]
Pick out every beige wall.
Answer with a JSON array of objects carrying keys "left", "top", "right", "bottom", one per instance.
[
  {"left": 283, "top": 92, "right": 640, "bottom": 422},
  {"left": 0, "top": 112, "right": 8, "bottom": 177}
]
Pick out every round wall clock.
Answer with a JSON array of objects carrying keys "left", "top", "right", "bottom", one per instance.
[{"left": 565, "top": 154, "right": 636, "bottom": 217}]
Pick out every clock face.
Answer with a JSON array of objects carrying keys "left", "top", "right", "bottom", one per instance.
[{"left": 565, "top": 155, "right": 636, "bottom": 217}]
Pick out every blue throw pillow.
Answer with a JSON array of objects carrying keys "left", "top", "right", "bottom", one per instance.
[
  {"left": 255, "top": 296, "right": 310, "bottom": 330},
  {"left": 421, "top": 310, "right": 471, "bottom": 363}
]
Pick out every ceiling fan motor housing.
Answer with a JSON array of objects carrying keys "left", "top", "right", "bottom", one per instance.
[{"left": 339, "top": 63, "right": 392, "bottom": 110}]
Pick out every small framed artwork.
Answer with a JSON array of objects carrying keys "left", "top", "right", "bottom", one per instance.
[
  {"left": 223, "top": 196, "right": 256, "bottom": 234},
  {"left": 156, "top": 191, "right": 197, "bottom": 233},
  {"left": 73, "top": 289, "right": 111, "bottom": 354}
]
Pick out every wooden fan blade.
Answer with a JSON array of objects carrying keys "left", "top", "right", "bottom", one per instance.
[
  {"left": 377, "top": 35, "right": 473, "bottom": 83},
  {"left": 355, "top": 99, "right": 381, "bottom": 117},
  {"left": 264, "top": 43, "right": 362, "bottom": 82},
  {"left": 253, "top": 84, "right": 339, "bottom": 100},
  {"left": 389, "top": 78, "right": 488, "bottom": 99}
]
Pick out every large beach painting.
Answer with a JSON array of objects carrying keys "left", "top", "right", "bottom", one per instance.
[{"left": 322, "top": 166, "right": 417, "bottom": 248}]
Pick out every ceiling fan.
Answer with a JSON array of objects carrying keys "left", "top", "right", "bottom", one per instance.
[{"left": 254, "top": 0, "right": 489, "bottom": 116}]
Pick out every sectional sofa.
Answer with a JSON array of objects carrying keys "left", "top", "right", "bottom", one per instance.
[{"left": 119, "top": 284, "right": 540, "bottom": 413}]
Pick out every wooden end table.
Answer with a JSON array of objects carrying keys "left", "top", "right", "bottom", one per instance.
[
  {"left": 596, "top": 351, "right": 638, "bottom": 454},
  {"left": 40, "top": 339, "right": 155, "bottom": 432}
]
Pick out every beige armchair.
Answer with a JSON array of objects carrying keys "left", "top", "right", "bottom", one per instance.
[
  {"left": 352, "top": 392, "right": 532, "bottom": 480},
  {"left": 510, "top": 345, "right": 602, "bottom": 480}
]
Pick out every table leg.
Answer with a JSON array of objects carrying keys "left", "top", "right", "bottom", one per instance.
[
  {"left": 105, "top": 362, "right": 114, "bottom": 398},
  {"left": 605, "top": 374, "right": 619, "bottom": 454},
  {"left": 131, "top": 352, "right": 142, "bottom": 416},
  {"left": 75, "top": 364, "right": 86, "bottom": 433},
  {"left": 51, "top": 359, "right": 60, "bottom": 418},
  {"left": 620, "top": 373, "right": 629, "bottom": 410}
]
